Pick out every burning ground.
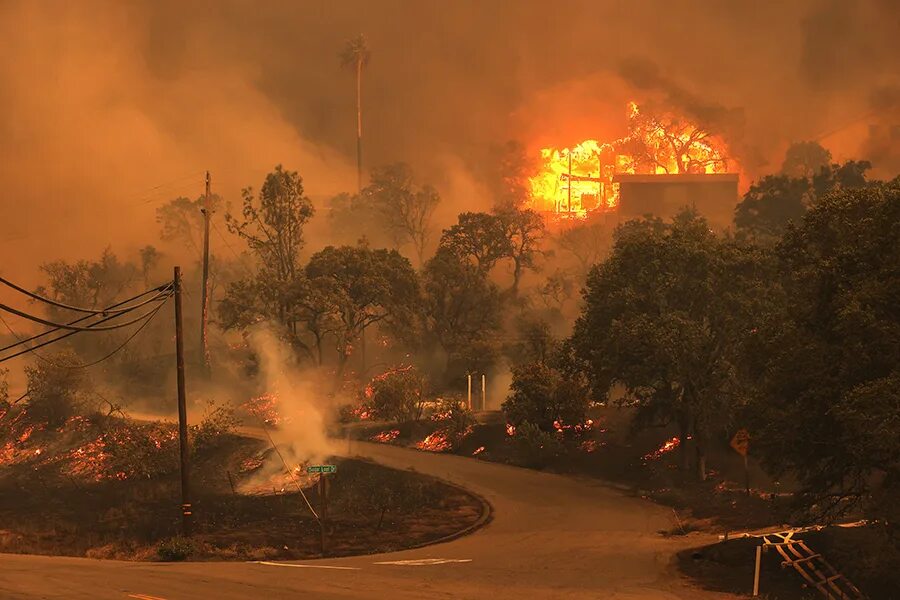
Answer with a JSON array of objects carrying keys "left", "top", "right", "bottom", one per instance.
[{"left": 0, "top": 405, "right": 486, "bottom": 561}]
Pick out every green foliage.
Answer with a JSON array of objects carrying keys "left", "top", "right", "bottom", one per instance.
[
  {"left": 502, "top": 361, "right": 589, "bottom": 432},
  {"left": 511, "top": 422, "right": 564, "bottom": 468},
  {"left": 367, "top": 367, "right": 427, "bottom": 424},
  {"left": 497, "top": 208, "right": 546, "bottom": 294},
  {"left": 306, "top": 244, "right": 420, "bottom": 367},
  {"left": 746, "top": 183, "right": 900, "bottom": 523},
  {"left": 156, "top": 195, "right": 222, "bottom": 258},
  {"left": 422, "top": 248, "right": 502, "bottom": 376},
  {"left": 734, "top": 160, "right": 873, "bottom": 242},
  {"left": 780, "top": 140, "right": 831, "bottom": 179},
  {"left": 23, "top": 352, "right": 90, "bottom": 427},
  {"left": 571, "top": 210, "right": 773, "bottom": 479},
  {"left": 156, "top": 536, "right": 195, "bottom": 561},
  {"left": 439, "top": 212, "right": 511, "bottom": 274},
  {"left": 503, "top": 313, "right": 557, "bottom": 366},
  {"left": 360, "top": 163, "right": 440, "bottom": 264},
  {"left": 432, "top": 397, "right": 476, "bottom": 440},
  {"left": 226, "top": 164, "right": 314, "bottom": 289},
  {"left": 190, "top": 400, "right": 241, "bottom": 456},
  {"left": 98, "top": 420, "right": 179, "bottom": 480}
]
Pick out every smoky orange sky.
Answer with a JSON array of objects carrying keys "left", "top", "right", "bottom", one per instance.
[{"left": 1, "top": 0, "right": 898, "bottom": 282}]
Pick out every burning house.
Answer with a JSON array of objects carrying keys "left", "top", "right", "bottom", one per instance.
[{"left": 528, "top": 101, "right": 739, "bottom": 228}]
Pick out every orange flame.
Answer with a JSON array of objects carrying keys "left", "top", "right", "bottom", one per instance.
[
  {"left": 528, "top": 101, "right": 730, "bottom": 218},
  {"left": 642, "top": 436, "right": 681, "bottom": 462}
]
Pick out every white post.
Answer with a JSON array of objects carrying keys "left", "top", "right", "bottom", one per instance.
[
  {"left": 753, "top": 545, "right": 761, "bottom": 596},
  {"left": 467, "top": 374, "right": 472, "bottom": 410},
  {"left": 481, "top": 374, "right": 486, "bottom": 411}
]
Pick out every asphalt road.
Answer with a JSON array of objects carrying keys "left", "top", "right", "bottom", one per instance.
[{"left": 0, "top": 440, "right": 736, "bottom": 599}]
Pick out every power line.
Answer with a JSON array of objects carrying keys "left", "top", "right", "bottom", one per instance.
[
  {"left": 0, "top": 276, "right": 168, "bottom": 316},
  {"left": 0, "top": 297, "right": 168, "bottom": 369},
  {"left": 0, "top": 284, "right": 173, "bottom": 354},
  {"left": 0, "top": 297, "right": 170, "bottom": 332},
  {"left": 212, "top": 220, "right": 256, "bottom": 278}
]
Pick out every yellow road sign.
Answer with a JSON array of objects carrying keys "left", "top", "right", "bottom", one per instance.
[{"left": 730, "top": 429, "right": 750, "bottom": 456}]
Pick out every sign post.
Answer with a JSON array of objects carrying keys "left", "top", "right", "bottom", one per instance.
[
  {"left": 730, "top": 429, "right": 751, "bottom": 496},
  {"left": 307, "top": 465, "right": 336, "bottom": 556}
]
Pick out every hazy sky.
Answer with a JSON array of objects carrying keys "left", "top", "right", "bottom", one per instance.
[{"left": 1, "top": 0, "right": 898, "bottom": 281}]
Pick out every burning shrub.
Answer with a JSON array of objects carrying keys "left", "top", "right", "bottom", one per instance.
[
  {"left": 511, "top": 422, "right": 564, "bottom": 468},
  {"left": 431, "top": 398, "right": 475, "bottom": 439},
  {"left": 68, "top": 419, "right": 178, "bottom": 481},
  {"left": 23, "top": 352, "right": 91, "bottom": 427},
  {"left": 502, "top": 361, "right": 590, "bottom": 433},
  {"left": 191, "top": 400, "right": 241, "bottom": 456},
  {"left": 366, "top": 366, "right": 426, "bottom": 424}
]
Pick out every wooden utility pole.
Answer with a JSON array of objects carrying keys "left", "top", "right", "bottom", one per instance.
[
  {"left": 356, "top": 60, "right": 363, "bottom": 193},
  {"left": 199, "top": 171, "right": 212, "bottom": 374},
  {"left": 174, "top": 266, "right": 193, "bottom": 536}
]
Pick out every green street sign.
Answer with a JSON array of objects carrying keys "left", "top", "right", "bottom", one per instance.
[{"left": 307, "top": 465, "right": 337, "bottom": 474}]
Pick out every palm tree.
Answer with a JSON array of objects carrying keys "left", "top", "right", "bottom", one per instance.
[{"left": 340, "top": 34, "right": 371, "bottom": 193}]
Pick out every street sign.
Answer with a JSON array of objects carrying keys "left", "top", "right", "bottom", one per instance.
[
  {"left": 730, "top": 429, "right": 750, "bottom": 457},
  {"left": 307, "top": 465, "right": 337, "bottom": 474}
]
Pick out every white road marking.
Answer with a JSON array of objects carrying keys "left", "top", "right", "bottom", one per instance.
[
  {"left": 373, "top": 558, "right": 473, "bottom": 566},
  {"left": 127, "top": 594, "right": 168, "bottom": 600},
  {"left": 252, "top": 561, "right": 361, "bottom": 570}
]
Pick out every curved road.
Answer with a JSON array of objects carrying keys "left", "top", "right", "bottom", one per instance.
[{"left": 0, "top": 441, "right": 735, "bottom": 599}]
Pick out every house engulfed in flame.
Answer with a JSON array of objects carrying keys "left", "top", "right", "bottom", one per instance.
[{"left": 528, "top": 102, "right": 737, "bottom": 225}]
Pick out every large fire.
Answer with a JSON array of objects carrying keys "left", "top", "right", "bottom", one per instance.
[{"left": 528, "top": 101, "right": 731, "bottom": 218}]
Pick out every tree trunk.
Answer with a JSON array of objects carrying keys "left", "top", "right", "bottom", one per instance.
[
  {"left": 695, "top": 435, "right": 707, "bottom": 481},
  {"left": 677, "top": 413, "right": 691, "bottom": 473}
]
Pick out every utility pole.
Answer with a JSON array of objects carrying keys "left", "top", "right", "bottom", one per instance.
[
  {"left": 199, "top": 171, "right": 212, "bottom": 375},
  {"left": 174, "top": 266, "right": 193, "bottom": 537}
]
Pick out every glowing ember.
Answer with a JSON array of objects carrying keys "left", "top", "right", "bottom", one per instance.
[
  {"left": 351, "top": 405, "right": 373, "bottom": 420},
  {"left": 416, "top": 429, "right": 453, "bottom": 453},
  {"left": 528, "top": 101, "right": 731, "bottom": 218},
  {"left": 579, "top": 439, "right": 605, "bottom": 453},
  {"left": 371, "top": 429, "right": 400, "bottom": 443},
  {"left": 643, "top": 436, "right": 681, "bottom": 462},
  {"left": 552, "top": 419, "right": 594, "bottom": 434},
  {"left": 506, "top": 423, "right": 516, "bottom": 437},
  {"left": 242, "top": 393, "right": 281, "bottom": 425},
  {"left": 472, "top": 446, "right": 485, "bottom": 456}
]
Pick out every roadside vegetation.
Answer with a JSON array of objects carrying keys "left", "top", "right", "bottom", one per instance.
[{"left": 1, "top": 137, "right": 897, "bottom": 594}]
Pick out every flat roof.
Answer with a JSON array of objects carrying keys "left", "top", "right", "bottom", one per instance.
[{"left": 613, "top": 173, "right": 739, "bottom": 183}]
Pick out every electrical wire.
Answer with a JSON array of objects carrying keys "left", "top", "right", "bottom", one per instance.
[
  {"left": 256, "top": 418, "right": 321, "bottom": 523},
  {"left": 0, "top": 289, "right": 172, "bottom": 363},
  {"left": 0, "top": 297, "right": 169, "bottom": 369},
  {"left": 0, "top": 296, "right": 171, "bottom": 332},
  {"left": 0, "top": 276, "right": 171, "bottom": 316},
  {"left": 0, "top": 284, "right": 173, "bottom": 354}
]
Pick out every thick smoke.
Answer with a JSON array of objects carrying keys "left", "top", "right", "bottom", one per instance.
[{"left": 1, "top": 0, "right": 898, "bottom": 271}]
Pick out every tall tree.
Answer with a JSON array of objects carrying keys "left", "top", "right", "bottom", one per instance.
[
  {"left": 781, "top": 140, "right": 832, "bottom": 179},
  {"left": 305, "top": 245, "right": 419, "bottom": 375},
  {"left": 224, "top": 165, "right": 314, "bottom": 339},
  {"left": 438, "top": 212, "right": 511, "bottom": 275},
  {"left": 572, "top": 210, "right": 772, "bottom": 480},
  {"left": 422, "top": 248, "right": 502, "bottom": 379},
  {"left": 746, "top": 182, "right": 900, "bottom": 524},
  {"left": 497, "top": 208, "right": 545, "bottom": 295},
  {"left": 361, "top": 163, "right": 440, "bottom": 264},
  {"left": 341, "top": 34, "right": 371, "bottom": 192}
]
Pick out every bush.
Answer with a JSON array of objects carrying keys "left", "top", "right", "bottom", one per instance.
[
  {"left": 190, "top": 400, "right": 241, "bottom": 455},
  {"left": 432, "top": 397, "right": 475, "bottom": 441},
  {"left": 512, "top": 422, "right": 565, "bottom": 468},
  {"left": 366, "top": 366, "right": 426, "bottom": 424},
  {"left": 156, "top": 536, "right": 195, "bottom": 561},
  {"left": 502, "top": 361, "right": 589, "bottom": 432},
  {"left": 23, "top": 352, "right": 90, "bottom": 427}
]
